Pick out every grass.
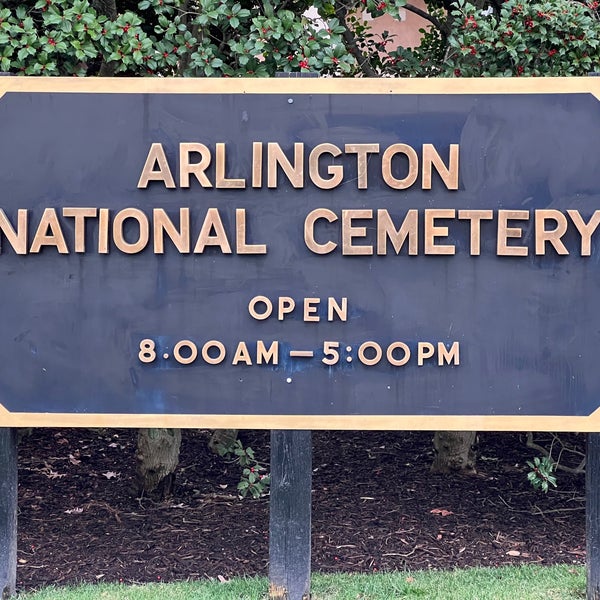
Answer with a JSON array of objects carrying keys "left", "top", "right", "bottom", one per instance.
[{"left": 18, "top": 565, "right": 585, "bottom": 599}]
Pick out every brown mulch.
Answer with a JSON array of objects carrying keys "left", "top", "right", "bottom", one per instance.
[{"left": 16, "top": 429, "right": 585, "bottom": 590}]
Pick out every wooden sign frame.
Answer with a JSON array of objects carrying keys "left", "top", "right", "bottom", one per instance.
[{"left": 0, "top": 77, "right": 600, "bottom": 431}]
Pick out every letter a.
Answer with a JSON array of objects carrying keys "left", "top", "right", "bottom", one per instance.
[{"left": 137, "top": 143, "right": 176, "bottom": 189}]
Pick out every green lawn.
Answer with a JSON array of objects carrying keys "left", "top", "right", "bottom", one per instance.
[{"left": 19, "top": 565, "right": 585, "bottom": 599}]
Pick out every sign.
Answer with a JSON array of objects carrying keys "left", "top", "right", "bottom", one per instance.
[{"left": 1, "top": 77, "right": 600, "bottom": 431}]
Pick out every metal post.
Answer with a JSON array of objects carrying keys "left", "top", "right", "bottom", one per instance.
[
  {"left": 0, "top": 429, "right": 18, "bottom": 599},
  {"left": 269, "top": 430, "right": 312, "bottom": 600}
]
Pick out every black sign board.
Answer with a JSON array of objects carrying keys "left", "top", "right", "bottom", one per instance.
[{"left": 0, "top": 78, "right": 599, "bottom": 430}]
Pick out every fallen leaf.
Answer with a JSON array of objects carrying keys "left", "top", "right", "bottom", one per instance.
[
  {"left": 18, "top": 559, "right": 27, "bottom": 564},
  {"left": 430, "top": 508, "right": 453, "bottom": 517},
  {"left": 405, "top": 576, "right": 415, "bottom": 583},
  {"left": 507, "top": 550, "right": 521, "bottom": 556},
  {"left": 217, "top": 575, "right": 230, "bottom": 584},
  {"left": 65, "top": 507, "right": 84, "bottom": 515},
  {"left": 102, "top": 471, "right": 120, "bottom": 479},
  {"left": 68, "top": 454, "right": 81, "bottom": 466},
  {"left": 95, "top": 574, "right": 105, "bottom": 579}
]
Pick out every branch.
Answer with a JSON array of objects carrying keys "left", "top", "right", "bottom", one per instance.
[
  {"left": 404, "top": 3, "right": 450, "bottom": 37},
  {"left": 526, "top": 432, "right": 586, "bottom": 474},
  {"left": 334, "top": 4, "right": 378, "bottom": 77}
]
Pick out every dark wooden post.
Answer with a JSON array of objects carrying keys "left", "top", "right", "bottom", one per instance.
[
  {"left": 268, "top": 69, "right": 316, "bottom": 600},
  {"left": 586, "top": 73, "right": 600, "bottom": 600},
  {"left": 269, "top": 430, "right": 312, "bottom": 600},
  {"left": 0, "top": 428, "right": 18, "bottom": 599},
  {"left": 588, "top": 433, "right": 600, "bottom": 600}
]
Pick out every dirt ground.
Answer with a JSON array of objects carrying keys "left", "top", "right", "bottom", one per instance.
[{"left": 16, "top": 428, "right": 586, "bottom": 590}]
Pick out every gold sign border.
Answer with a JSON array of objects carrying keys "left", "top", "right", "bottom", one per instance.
[
  {"left": 1, "top": 403, "right": 599, "bottom": 432},
  {"left": 0, "top": 77, "right": 598, "bottom": 431},
  {"left": 0, "top": 76, "right": 600, "bottom": 99}
]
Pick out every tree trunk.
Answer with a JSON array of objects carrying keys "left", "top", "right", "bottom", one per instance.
[
  {"left": 135, "top": 428, "right": 182, "bottom": 497},
  {"left": 208, "top": 429, "right": 238, "bottom": 454},
  {"left": 431, "top": 431, "right": 477, "bottom": 473}
]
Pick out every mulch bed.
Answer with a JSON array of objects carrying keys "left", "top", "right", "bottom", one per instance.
[{"left": 17, "top": 429, "right": 585, "bottom": 590}]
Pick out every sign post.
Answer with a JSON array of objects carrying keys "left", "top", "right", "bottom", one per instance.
[
  {"left": 589, "top": 435, "right": 600, "bottom": 600},
  {"left": 0, "top": 429, "right": 17, "bottom": 599},
  {"left": 269, "top": 430, "right": 312, "bottom": 600}
]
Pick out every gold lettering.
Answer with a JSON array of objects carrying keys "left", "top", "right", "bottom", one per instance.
[
  {"left": 252, "top": 142, "right": 263, "bottom": 188},
  {"left": 458, "top": 209, "right": 493, "bottom": 255},
  {"left": 327, "top": 297, "right": 347, "bottom": 322},
  {"left": 278, "top": 297, "right": 295, "bottom": 320},
  {"left": 381, "top": 144, "right": 418, "bottom": 190},
  {"left": 417, "top": 342, "right": 435, "bottom": 366},
  {"left": 0, "top": 209, "right": 28, "bottom": 255},
  {"left": 309, "top": 143, "right": 343, "bottom": 190},
  {"left": 267, "top": 142, "right": 304, "bottom": 188},
  {"left": 153, "top": 208, "right": 190, "bottom": 254},
  {"left": 304, "top": 208, "right": 338, "bottom": 254},
  {"left": 248, "top": 296, "right": 272, "bottom": 320},
  {"left": 257, "top": 340, "right": 279, "bottom": 365},
  {"left": 98, "top": 208, "right": 109, "bottom": 254},
  {"left": 137, "top": 143, "right": 176, "bottom": 189},
  {"left": 236, "top": 208, "right": 267, "bottom": 254},
  {"left": 422, "top": 144, "right": 459, "bottom": 190},
  {"left": 567, "top": 209, "right": 600, "bottom": 256},
  {"left": 303, "top": 298, "right": 320, "bottom": 322},
  {"left": 113, "top": 208, "right": 149, "bottom": 254},
  {"left": 193, "top": 208, "right": 232, "bottom": 254},
  {"left": 201, "top": 340, "right": 226, "bottom": 365},
  {"left": 344, "top": 143, "right": 379, "bottom": 189},
  {"left": 377, "top": 209, "right": 418, "bottom": 255},
  {"left": 231, "top": 341, "right": 252, "bottom": 366},
  {"left": 438, "top": 342, "right": 460, "bottom": 366},
  {"left": 30, "top": 208, "right": 68, "bottom": 254},
  {"left": 424, "top": 209, "right": 456, "bottom": 255},
  {"left": 63, "top": 207, "right": 97, "bottom": 253},
  {"left": 497, "top": 210, "right": 529, "bottom": 256},
  {"left": 535, "top": 210, "right": 568, "bottom": 255},
  {"left": 387, "top": 342, "right": 410, "bottom": 366},
  {"left": 179, "top": 143, "right": 212, "bottom": 188},
  {"left": 342, "top": 209, "right": 373, "bottom": 256},
  {"left": 215, "top": 143, "right": 245, "bottom": 189},
  {"left": 358, "top": 341, "right": 382, "bottom": 366}
]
